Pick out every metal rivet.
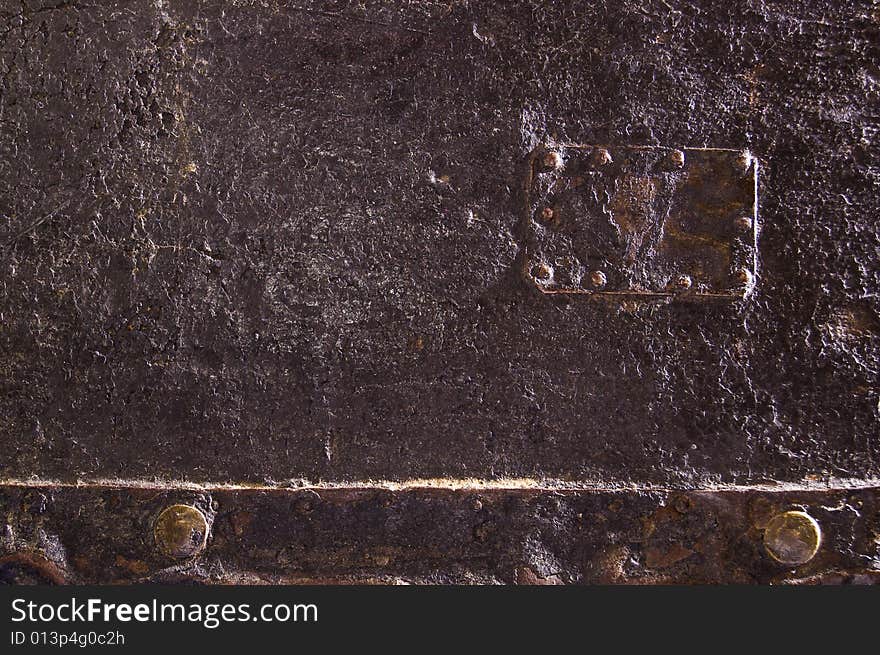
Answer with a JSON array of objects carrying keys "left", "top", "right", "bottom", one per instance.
[
  {"left": 674, "top": 274, "right": 692, "bottom": 290},
  {"left": 734, "top": 267, "right": 753, "bottom": 286},
  {"left": 532, "top": 263, "right": 552, "bottom": 281},
  {"left": 668, "top": 149, "right": 685, "bottom": 168},
  {"left": 763, "top": 510, "right": 821, "bottom": 565},
  {"left": 540, "top": 207, "right": 555, "bottom": 223},
  {"left": 735, "top": 215, "right": 754, "bottom": 232},
  {"left": 542, "top": 151, "right": 563, "bottom": 169},
  {"left": 736, "top": 150, "right": 753, "bottom": 173},
  {"left": 154, "top": 504, "right": 208, "bottom": 559},
  {"left": 592, "top": 147, "right": 612, "bottom": 167},
  {"left": 589, "top": 270, "right": 607, "bottom": 288}
]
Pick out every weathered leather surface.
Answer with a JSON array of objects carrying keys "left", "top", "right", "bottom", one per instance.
[{"left": 1, "top": 0, "right": 878, "bottom": 486}]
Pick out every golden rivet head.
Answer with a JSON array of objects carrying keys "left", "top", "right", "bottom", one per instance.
[
  {"left": 154, "top": 504, "right": 209, "bottom": 559},
  {"left": 592, "top": 147, "right": 612, "bottom": 167},
  {"left": 736, "top": 150, "right": 753, "bottom": 173},
  {"left": 532, "top": 263, "right": 552, "bottom": 281},
  {"left": 735, "top": 267, "right": 754, "bottom": 286},
  {"left": 542, "top": 151, "right": 563, "bottom": 169},
  {"left": 668, "top": 149, "right": 685, "bottom": 168},
  {"left": 735, "top": 215, "right": 754, "bottom": 231},
  {"left": 763, "top": 510, "right": 821, "bottom": 565}
]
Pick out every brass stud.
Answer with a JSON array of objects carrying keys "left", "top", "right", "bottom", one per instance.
[
  {"left": 735, "top": 267, "right": 754, "bottom": 286},
  {"left": 735, "top": 215, "right": 754, "bottom": 232},
  {"left": 592, "top": 147, "right": 612, "bottom": 167},
  {"left": 763, "top": 510, "right": 821, "bottom": 565},
  {"left": 589, "top": 270, "right": 607, "bottom": 288},
  {"left": 674, "top": 274, "right": 693, "bottom": 290},
  {"left": 540, "top": 206, "right": 555, "bottom": 223},
  {"left": 154, "top": 504, "right": 209, "bottom": 559},
  {"left": 542, "top": 151, "right": 563, "bottom": 170},
  {"left": 736, "top": 150, "right": 753, "bottom": 173},
  {"left": 668, "top": 149, "right": 685, "bottom": 168},
  {"left": 532, "top": 263, "right": 552, "bottom": 282}
]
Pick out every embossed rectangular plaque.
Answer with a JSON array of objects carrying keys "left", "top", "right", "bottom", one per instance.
[{"left": 524, "top": 146, "right": 758, "bottom": 300}]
